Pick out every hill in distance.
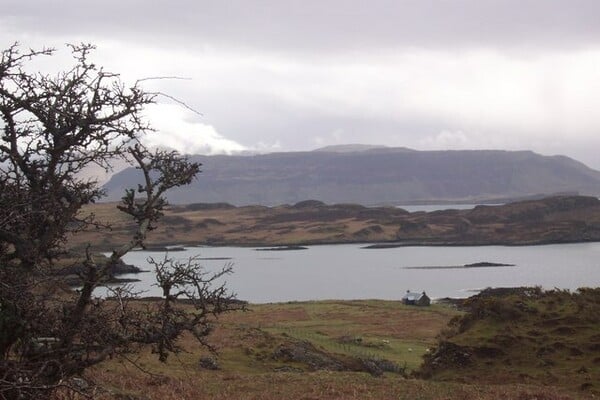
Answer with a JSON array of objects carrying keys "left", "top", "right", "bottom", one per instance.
[
  {"left": 102, "top": 146, "right": 600, "bottom": 206},
  {"left": 71, "top": 195, "right": 600, "bottom": 250}
]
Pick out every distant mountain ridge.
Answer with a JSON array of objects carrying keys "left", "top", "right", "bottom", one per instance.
[{"left": 102, "top": 147, "right": 600, "bottom": 205}]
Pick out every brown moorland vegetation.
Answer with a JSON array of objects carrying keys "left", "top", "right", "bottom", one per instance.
[
  {"left": 70, "top": 195, "right": 600, "bottom": 251},
  {"left": 49, "top": 298, "right": 593, "bottom": 400}
]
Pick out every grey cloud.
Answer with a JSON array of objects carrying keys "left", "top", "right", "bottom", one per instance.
[
  {"left": 4, "top": 0, "right": 600, "bottom": 51},
  {"left": 3, "top": 1, "right": 600, "bottom": 170}
]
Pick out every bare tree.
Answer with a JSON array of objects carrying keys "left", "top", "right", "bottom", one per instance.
[{"left": 0, "top": 43, "right": 239, "bottom": 399}]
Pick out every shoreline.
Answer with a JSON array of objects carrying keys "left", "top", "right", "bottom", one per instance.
[
  {"left": 85, "top": 237, "right": 600, "bottom": 253},
  {"left": 70, "top": 195, "right": 600, "bottom": 252}
]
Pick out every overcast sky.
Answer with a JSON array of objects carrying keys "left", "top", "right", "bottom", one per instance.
[{"left": 2, "top": 0, "right": 600, "bottom": 168}]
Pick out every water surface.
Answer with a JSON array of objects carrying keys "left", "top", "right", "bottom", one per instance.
[{"left": 103, "top": 242, "right": 600, "bottom": 303}]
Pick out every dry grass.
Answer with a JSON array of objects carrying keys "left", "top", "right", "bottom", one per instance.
[
  {"left": 49, "top": 299, "right": 592, "bottom": 399},
  {"left": 61, "top": 370, "right": 581, "bottom": 400}
]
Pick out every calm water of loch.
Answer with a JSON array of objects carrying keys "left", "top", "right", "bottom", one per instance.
[{"left": 104, "top": 242, "right": 600, "bottom": 303}]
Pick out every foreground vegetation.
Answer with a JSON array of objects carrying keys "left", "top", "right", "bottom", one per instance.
[
  {"left": 421, "top": 287, "right": 600, "bottom": 394},
  {"left": 51, "top": 295, "right": 598, "bottom": 399},
  {"left": 0, "top": 43, "right": 231, "bottom": 400}
]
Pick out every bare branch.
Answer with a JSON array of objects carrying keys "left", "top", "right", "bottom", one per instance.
[{"left": 0, "top": 43, "right": 232, "bottom": 400}]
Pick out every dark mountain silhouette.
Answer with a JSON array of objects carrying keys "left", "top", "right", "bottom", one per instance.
[{"left": 102, "top": 147, "right": 600, "bottom": 205}]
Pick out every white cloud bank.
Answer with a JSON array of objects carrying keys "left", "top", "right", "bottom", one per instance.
[
  {"left": 120, "top": 45, "right": 600, "bottom": 167},
  {"left": 142, "top": 104, "right": 246, "bottom": 155}
]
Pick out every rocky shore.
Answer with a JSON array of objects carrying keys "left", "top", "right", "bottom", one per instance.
[{"left": 57, "top": 254, "right": 144, "bottom": 286}]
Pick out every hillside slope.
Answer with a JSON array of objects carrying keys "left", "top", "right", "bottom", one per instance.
[
  {"left": 420, "top": 287, "right": 600, "bottom": 395},
  {"left": 102, "top": 147, "right": 600, "bottom": 206}
]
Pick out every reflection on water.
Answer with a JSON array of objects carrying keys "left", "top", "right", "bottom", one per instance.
[{"left": 99, "top": 242, "right": 600, "bottom": 304}]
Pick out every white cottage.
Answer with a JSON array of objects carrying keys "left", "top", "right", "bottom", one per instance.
[{"left": 402, "top": 290, "right": 431, "bottom": 306}]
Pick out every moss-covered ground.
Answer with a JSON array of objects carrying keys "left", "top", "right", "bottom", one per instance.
[{"left": 420, "top": 288, "right": 600, "bottom": 396}]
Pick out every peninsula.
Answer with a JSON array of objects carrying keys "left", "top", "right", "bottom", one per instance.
[{"left": 69, "top": 195, "right": 600, "bottom": 251}]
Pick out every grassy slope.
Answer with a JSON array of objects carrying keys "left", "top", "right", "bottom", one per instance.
[
  {"left": 419, "top": 288, "right": 600, "bottom": 395},
  {"left": 62, "top": 300, "right": 590, "bottom": 400}
]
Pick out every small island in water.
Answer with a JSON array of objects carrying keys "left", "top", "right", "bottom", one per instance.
[{"left": 404, "top": 261, "right": 515, "bottom": 270}]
